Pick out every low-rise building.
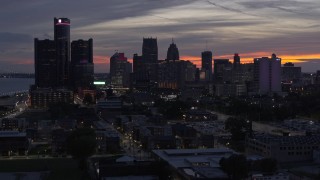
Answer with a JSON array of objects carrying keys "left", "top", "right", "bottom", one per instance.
[
  {"left": 30, "top": 88, "right": 74, "bottom": 108},
  {"left": 153, "top": 148, "right": 234, "bottom": 180},
  {"left": 94, "top": 121, "right": 121, "bottom": 153},
  {"left": 246, "top": 134, "right": 320, "bottom": 162},
  {"left": 0, "top": 131, "right": 29, "bottom": 156}
]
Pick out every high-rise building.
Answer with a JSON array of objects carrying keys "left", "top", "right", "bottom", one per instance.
[
  {"left": 54, "top": 17, "right": 71, "bottom": 87},
  {"left": 133, "top": 53, "right": 144, "bottom": 73},
  {"left": 131, "top": 53, "right": 149, "bottom": 89},
  {"left": 281, "top": 62, "right": 301, "bottom": 82},
  {"left": 158, "top": 60, "right": 196, "bottom": 89},
  {"left": 110, "top": 52, "right": 132, "bottom": 87},
  {"left": 142, "top": 38, "right": 158, "bottom": 83},
  {"left": 233, "top": 53, "right": 240, "bottom": 69},
  {"left": 142, "top": 37, "right": 158, "bottom": 63},
  {"left": 70, "top": 39, "right": 94, "bottom": 90},
  {"left": 34, "top": 39, "right": 56, "bottom": 88},
  {"left": 201, "top": 51, "right": 213, "bottom": 81},
  {"left": 254, "top": 54, "right": 281, "bottom": 94},
  {"left": 214, "top": 59, "right": 231, "bottom": 83},
  {"left": 166, "top": 40, "right": 179, "bottom": 61}
]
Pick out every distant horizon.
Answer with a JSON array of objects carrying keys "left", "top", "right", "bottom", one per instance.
[{"left": 0, "top": 0, "right": 319, "bottom": 73}]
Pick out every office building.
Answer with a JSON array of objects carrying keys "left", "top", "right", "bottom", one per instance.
[
  {"left": 132, "top": 53, "right": 144, "bottom": 73},
  {"left": 70, "top": 39, "right": 94, "bottom": 90},
  {"left": 166, "top": 40, "right": 179, "bottom": 61},
  {"left": 131, "top": 38, "right": 159, "bottom": 88},
  {"left": 158, "top": 60, "right": 196, "bottom": 89},
  {"left": 233, "top": 53, "right": 240, "bottom": 69},
  {"left": 214, "top": 59, "right": 231, "bottom": 83},
  {"left": 281, "top": 62, "right": 301, "bottom": 82},
  {"left": 201, "top": 51, "right": 213, "bottom": 81},
  {"left": 153, "top": 148, "right": 233, "bottom": 180},
  {"left": 253, "top": 54, "right": 281, "bottom": 94},
  {"left": 142, "top": 37, "right": 158, "bottom": 63},
  {"left": 246, "top": 134, "right": 320, "bottom": 162},
  {"left": 110, "top": 52, "right": 132, "bottom": 87},
  {"left": 30, "top": 88, "right": 74, "bottom": 108},
  {"left": 131, "top": 54, "right": 150, "bottom": 89},
  {"left": 54, "top": 17, "right": 71, "bottom": 87},
  {"left": 34, "top": 39, "right": 56, "bottom": 88}
]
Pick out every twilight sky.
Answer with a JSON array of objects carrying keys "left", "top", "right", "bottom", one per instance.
[{"left": 0, "top": 0, "right": 320, "bottom": 73}]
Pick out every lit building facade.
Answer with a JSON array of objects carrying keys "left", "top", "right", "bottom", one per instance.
[
  {"left": 254, "top": 54, "right": 281, "bottom": 94},
  {"left": 110, "top": 52, "right": 132, "bottom": 88},
  {"left": 30, "top": 88, "right": 74, "bottom": 108},
  {"left": 158, "top": 60, "right": 196, "bottom": 89}
]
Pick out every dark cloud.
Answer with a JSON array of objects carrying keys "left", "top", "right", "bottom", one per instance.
[
  {"left": 206, "top": 0, "right": 260, "bottom": 17},
  {"left": 0, "top": 32, "right": 33, "bottom": 43},
  {"left": 0, "top": 0, "right": 319, "bottom": 72}
]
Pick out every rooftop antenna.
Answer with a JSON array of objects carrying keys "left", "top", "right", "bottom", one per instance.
[{"left": 172, "top": 38, "right": 174, "bottom": 44}]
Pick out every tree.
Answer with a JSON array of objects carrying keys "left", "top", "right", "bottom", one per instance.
[
  {"left": 251, "top": 158, "right": 277, "bottom": 173},
  {"left": 219, "top": 154, "right": 248, "bottom": 180},
  {"left": 225, "top": 117, "right": 249, "bottom": 141},
  {"left": 67, "top": 128, "right": 96, "bottom": 171}
]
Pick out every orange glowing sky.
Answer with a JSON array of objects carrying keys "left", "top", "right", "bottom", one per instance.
[
  {"left": 92, "top": 53, "right": 320, "bottom": 73},
  {"left": 1, "top": 0, "right": 320, "bottom": 73}
]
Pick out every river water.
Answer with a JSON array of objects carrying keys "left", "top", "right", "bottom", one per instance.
[{"left": 0, "top": 78, "right": 34, "bottom": 95}]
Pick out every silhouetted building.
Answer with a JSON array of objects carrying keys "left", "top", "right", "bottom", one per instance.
[
  {"left": 214, "top": 59, "right": 231, "bottom": 83},
  {"left": 158, "top": 60, "right": 196, "bottom": 89},
  {"left": 142, "top": 37, "right": 158, "bottom": 63},
  {"left": 131, "top": 38, "right": 159, "bottom": 89},
  {"left": 233, "top": 53, "right": 240, "bottom": 69},
  {"left": 131, "top": 54, "right": 150, "bottom": 89},
  {"left": 254, "top": 54, "right": 281, "bottom": 94},
  {"left": 34, "top": 39, "right": 57, "bottom": 88},
  {"left": 166, "top": 39, "right": 179, "bottom": 61},
  {"left": 54, "top": 17, "right": 71, "bottom": 87},
  {"left": 133, "top": 53, "right": 144, "bottom": 73},
  {"left": 110, "top": 52, "right": 132, "bottom": 87},
  {"left": 0, "top": 131, "right": 29, "bottom": 156},
  {"left": 201, "top": 51, "right": 213, "bottom": 81},
  {"left": 281, "top": 62, "right": 301, "bottom": 82},
  {"left": 70, "top": 39, "right": 94, "bottom": 90}
]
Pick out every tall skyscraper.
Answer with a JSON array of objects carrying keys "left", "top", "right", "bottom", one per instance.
[
  {"left": 34, "top": 39, "right": 56, "bottom": 88},
  {"left": 133, "top": 53, "right": 144, "bottom": 73},
  {"left": 142, "top": 37, "right": 158, "bottom": 63},
  {"left": 166, "top": 40, "right": 179, "bottom": 61},
  {"left": 201, "top": 51, "right": 213, "bottom": 81},
  {"left": 233, "top": 53, "right": 240, "bottom": 69},
  {"left": 70, "top": 39, "right": 94, "bottom": 89},
  {"left": 110, "top": 52, "right": 132, "bottom": 87},
  {"left": 254, "top": 54, "right": 281, "bottom": 94},
  {"left": 214, "top": 59, "right": 230, "bottom": 83},
  {"left": 54, "top": 17, "right": 71, "bottom": 87}
]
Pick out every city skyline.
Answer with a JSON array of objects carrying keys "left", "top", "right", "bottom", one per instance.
[{"left": 0, "top": 0, "right": 320, "bottom": 73}]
